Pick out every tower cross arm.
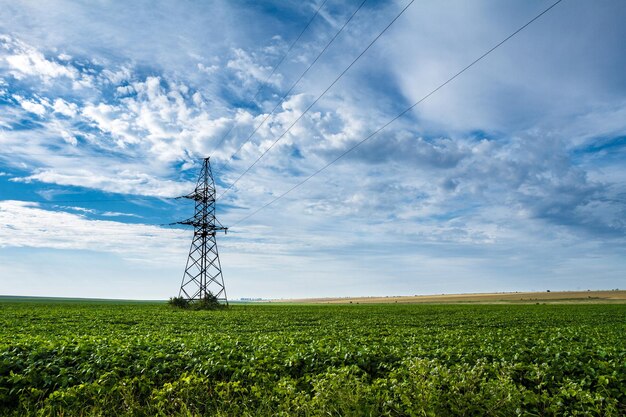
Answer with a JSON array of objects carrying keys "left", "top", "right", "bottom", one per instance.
[
  {"left": 175, "top": 192, "right": 215, "bottom": 202},
  {"left": 172, "top": 218, "right": 228, "bottom": 233}
]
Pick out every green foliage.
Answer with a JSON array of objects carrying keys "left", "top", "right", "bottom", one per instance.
[
  {"left": 192, "top": 293, "right": 225, "bottom": 311},
  {"left": 168, "top": 293, "right": 226, "bottom": 310},
  {"left": 0, "top": 302, "right": 624, "bottom": 416},
  {"left": 168, "top": 296, "right": 190, "bottom": 309}
]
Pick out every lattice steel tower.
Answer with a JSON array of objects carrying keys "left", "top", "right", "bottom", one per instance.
[{"left": 176, "top": 157, "right": 228, "bottom": 304}]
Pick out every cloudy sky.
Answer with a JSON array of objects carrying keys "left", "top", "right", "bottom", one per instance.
[{"left": 1, "top": 0, "right": 624, "bottom": 300}]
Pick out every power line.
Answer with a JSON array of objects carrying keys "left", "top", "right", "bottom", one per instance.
[
  {"left": 217, "top": 0, "right": 415, "bottom": 201},
  {"left": 260, "top": 0, "right": 330, "bottom": 93},
  {"left": 213, "top": 0, "right": 369, "bottom": 173},
  {"left": 229, "top": 0, "right": 565, "bottom": 228},
  {"left": 208, "top": 0, "right": 329, "bottom": 159}
]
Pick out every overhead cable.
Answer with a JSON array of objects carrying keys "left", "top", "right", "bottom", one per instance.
[
  {"left": 217, "top": 0, "right": 415, "bottom": 201},
  {"left": 208, "top": 0, "right": 330, "bottom": 159},
  {"left": 214, "top": 0, "right": 369, "bottom": 175},
  {"left": 230, "top": 0, "right": 565, "bottom": 227}
]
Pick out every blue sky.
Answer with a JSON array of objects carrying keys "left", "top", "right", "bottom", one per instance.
[{"left": 0, "top": 0, "right": 625, "bottom": 299}]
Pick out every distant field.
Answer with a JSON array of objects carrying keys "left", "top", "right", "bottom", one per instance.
[
  {"left": 0, "top": 301, "right": 624, "bottom": 416},
  {"left": 0, "top": 295, "right": 162, "bottom": 303},
  {"left": 279, "top": 289, "right": 626, "bottom": 304}
]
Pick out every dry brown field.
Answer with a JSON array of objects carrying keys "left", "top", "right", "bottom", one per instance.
[{"left": 276, "top": 290, "right": 626, "bottom": 304}]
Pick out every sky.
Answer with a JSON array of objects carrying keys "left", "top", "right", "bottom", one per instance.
[{"left": 0, "top": 0, "right": 625, "bottom": 300}]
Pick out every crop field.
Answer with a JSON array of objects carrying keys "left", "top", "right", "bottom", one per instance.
[
  {"left": 0, "top": 301, "right": 624, "bottom": 416},
  {"left": 280, "top": 290, "right": 626, "bottom": 304}
]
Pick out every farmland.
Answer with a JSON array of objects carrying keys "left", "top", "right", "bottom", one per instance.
[
  {"left": 0, "top": 301, "right": 624, "bottom": 416},
  {"left": 280, "top": 290, "right": 626, "bottom": 304}
]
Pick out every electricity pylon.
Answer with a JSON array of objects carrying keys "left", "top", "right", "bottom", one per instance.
[{"left": 175, "top": 157, "right": 228, "bottom": 304}]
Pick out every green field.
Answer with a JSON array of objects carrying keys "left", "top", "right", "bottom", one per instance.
[{"left": 0, "top": 301, "right": 624, "bottom": 416}]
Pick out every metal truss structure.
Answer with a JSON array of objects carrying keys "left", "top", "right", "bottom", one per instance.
[{"left": 175, "top": 158, "right": 228, "bottom": 304}]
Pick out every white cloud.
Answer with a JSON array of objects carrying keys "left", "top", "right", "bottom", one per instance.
[
  {"left": 101, "top": 211, "right": 142, "bottom": 218},
  {"left": 0, "top": 200, "right": 187, "bottom": 264},
  {"left": 383, "top": 1, "right": 626, "bottom": 137},
  {"left": 12, "top": 168, "right": 189, "bottom": 198},
  {"left": 0, "top": 1, "right": 625, "bottom": 298},
  {"left": 82, "top": 102, "right": 139, "bottom": 145},
  {"left": 61, "top": 206, "right": 97, "bottom": 214},
  {"left": 18, "top": 98, "right": 47, "bottom": 116},
  {"left": 1, "top": 35, "right": 78, "bottom": 82},
  {"left": 227, "top": 48, "right": 276, "bottom": 87},
  {"left": 197, "top": 63, "right": 218, "bottom": 74},
  {"left": 101, "top": 65, "right": 132, "bottom": 84},
  {"left": 53, "top": 206, "right": 141, "bottom": 219},
  {"left": 52, "top": 98, "right": 78, "bottom": 117},
  {"left": 59, "top": 129, "right": 77, "bottom": 146},
  {"left": 12, "top": 94, "right": 48, "bottom": 116},
  {"left": 116, "top": 85, "right": 135, "bottom": 96}
]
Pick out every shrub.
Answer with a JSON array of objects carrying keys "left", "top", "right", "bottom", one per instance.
[
  {"left": 168, "top": 293, "right": 226, "bottom": 310},
  {"left": 168, "top": 296, "right": 190, "bottom": 309},
  {"left": 192, "top": 293, "right": 226, "bottom": 310}
]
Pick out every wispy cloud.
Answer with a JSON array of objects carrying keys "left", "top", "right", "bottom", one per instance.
[
  {"left": 1, "top": 35, "right": 80, "bottom": 83},
  {"left": 0, "top": 200, "right": 185, "bottom": 263},
  {"left": 0, "top": 0, "right": 625, "bottom": 298}
]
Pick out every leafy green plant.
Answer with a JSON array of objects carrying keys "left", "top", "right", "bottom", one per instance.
[
  {"left": 168, "top": 293, "right": 226, "bottom": 310},
  {"left": 0, "top": 302, "right": 624, "bottom": 416},
  {"left": 167, "top": 296, "right": 189, "bottom": 309},
  {"left": 190, "top": 292, "right": 225, "bottom": 311}
]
